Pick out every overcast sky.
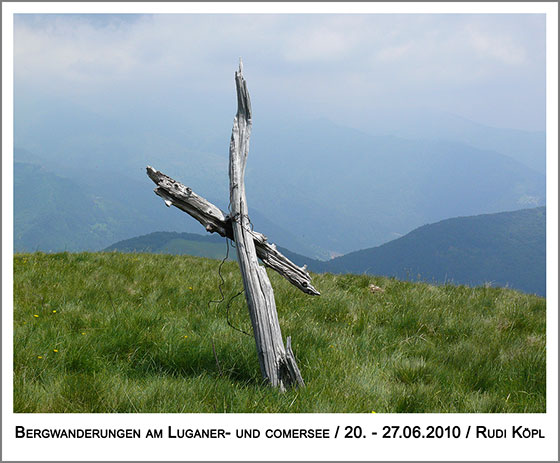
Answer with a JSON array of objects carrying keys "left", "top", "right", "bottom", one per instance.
[{"left": 14, "top": 13, "right": 546, "bottom": 132}]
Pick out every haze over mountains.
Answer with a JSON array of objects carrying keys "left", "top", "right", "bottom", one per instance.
[
  {"left": 361, "top": 109, "right": 545, "bottom": 174},
  {"left": 14, "top": 96, "right": 545, "bottom": 259}
]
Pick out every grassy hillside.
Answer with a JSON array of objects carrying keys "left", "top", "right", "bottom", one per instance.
[
  {"left": 14, "top": 252, "right": 545, "bottom": 413},
  {"left": 318, "top": 207, "right": 546, "bottom": 297}
]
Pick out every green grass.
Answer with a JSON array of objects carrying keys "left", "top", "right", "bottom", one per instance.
[{"left": 13, "top": 252, "right": 546, "bottom": 413}]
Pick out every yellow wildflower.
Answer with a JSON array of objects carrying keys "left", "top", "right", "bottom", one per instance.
[
  {"left": 188, "top": 287, "right": 193, "bottom": 290},
  {"left": 183, "top": 335, "right": 188, "bottom": 338},
  {"left": 53, "top": 349, "right": 58, "bottom": 353},
  {"left": 37, "top": 356, "right": 43, "bottom": 359},
  {"left": 33, "top": 314, "right": 39, "bottom": 318},
  {"left": 371, "top": 411, "right": 376, "bottom": 413},
  {"left": 81, "top": 332, "right": 86, "bottom": 335},
  {"left": 52, "top": 310, "right": 57, "bottom": 313}
]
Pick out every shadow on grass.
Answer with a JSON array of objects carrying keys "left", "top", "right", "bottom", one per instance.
[{"left": 124, "top": 343, "right": 263, "bottom": 387}]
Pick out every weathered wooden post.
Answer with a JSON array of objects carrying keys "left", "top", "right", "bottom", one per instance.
[
  {"left": 147, "top": 61, "right": 316, "bottom": 389},
  {"left": 228, "top": 62, "right": 304, "bottom": 389}
]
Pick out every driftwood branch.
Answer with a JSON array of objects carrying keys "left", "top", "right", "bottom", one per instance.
[
  {"left": 146, "top": 166, "right": 320, "bottom": 296},
  {"left": 229, "top": 62, "right": 304, "bottom": 389}
]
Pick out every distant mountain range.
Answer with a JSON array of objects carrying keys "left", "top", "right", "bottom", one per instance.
[
  {"left": 14, "top": 161, "right": 193, "bottom": 253},
  {"left": 14, "top": 98, "right": 545, "bottom": 257},
  {"left": 13, "top": 155, "right": 317, "bottom": 257},
  {"left": 361, "top": 109, "right": 546, "bottom": 174},
  {"left": 248, "top": 118, "right": 545, "bottom": 254},
  {"left": 104, "top": 207, "right": 546, "bottom": 296}
]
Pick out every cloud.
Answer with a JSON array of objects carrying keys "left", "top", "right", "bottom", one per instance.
[
  {"left": 466, "top": 23, "right": 527, "bottom": 66},
  {"left": 376, "top": 43, "right": 414, "bottom": 62},
  {"left": 280, "top": 16, "right": 365, "bottom": 62},
  {"left": 13, "top": 13, "right": 546, "bottom": 131}
]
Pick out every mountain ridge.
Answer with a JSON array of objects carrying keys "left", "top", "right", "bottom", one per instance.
[
  {"left": 318, "top": 207, "right": 545, "bottom": 296},
  {"left": 103, "top": 207, "right": 546, "bottom": 296}
]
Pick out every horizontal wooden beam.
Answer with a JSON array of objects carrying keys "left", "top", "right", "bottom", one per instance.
[{"left": 146, "top": 166, "right": 320, "bottom": 296}]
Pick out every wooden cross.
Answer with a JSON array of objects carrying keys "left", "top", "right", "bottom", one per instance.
[{"left": 146, "top": 62, "right": 319, "bottom": 390}]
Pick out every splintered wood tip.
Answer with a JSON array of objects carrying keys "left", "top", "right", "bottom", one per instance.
[{"left": 239, "top": 58, "right": 243, "bottom": 74}]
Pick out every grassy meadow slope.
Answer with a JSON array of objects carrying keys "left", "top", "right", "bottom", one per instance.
[{"left": 14, "top": 252, "right": 545, "bottom": 413}]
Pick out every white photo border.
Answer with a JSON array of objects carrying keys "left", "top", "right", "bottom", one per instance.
[{"left": 2, "top": 2, "right": 558, "bottom": 461}]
